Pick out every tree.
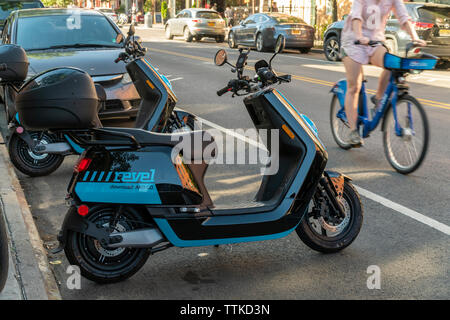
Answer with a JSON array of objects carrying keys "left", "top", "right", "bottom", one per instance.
[
  {"left": 143, "top": 0, "right": 153, "bottom": 13},
  {"left": 331, "top": 0, "right": 338, "bottom": 22},
  {"left": 161, "top": 1, "right": 168, "bottom": 20},
  {"left": 42, "top": 0, "right": 74, "bottom": 7}
]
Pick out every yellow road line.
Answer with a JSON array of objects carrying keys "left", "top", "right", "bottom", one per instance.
[{"left": 149, "top": 47, "right": 450, "bottom": 110}]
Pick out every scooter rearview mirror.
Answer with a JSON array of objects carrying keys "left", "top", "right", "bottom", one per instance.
[
  {"left": 274, "top": 35, "right": 285, "bottom": 54},
  {"left": 128, "top": 24, "right": 135, "bottom": 36},
  {"left": 214, "top": 49, "right": 228, "bottom": 66},
  {"left": 270, "top": 35, "right": 285, "bottom": 68}
]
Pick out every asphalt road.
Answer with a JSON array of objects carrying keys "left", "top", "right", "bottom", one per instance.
[{"left": 8, "top": 28, "right": 450, "bottom": 299}]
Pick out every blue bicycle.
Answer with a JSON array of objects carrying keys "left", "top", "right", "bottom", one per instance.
[{"left": 330, "top": 41, "right": 438, "bottom": 174}]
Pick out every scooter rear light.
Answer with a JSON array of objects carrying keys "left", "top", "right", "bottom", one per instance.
[
  {"left": 74, "top": 158, "right": 92, "bottom": 173},
  {"left": 77, "top": 205, "right": 89, "bottom": 216}
]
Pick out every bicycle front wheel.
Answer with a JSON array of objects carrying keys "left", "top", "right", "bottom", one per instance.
[
  {"left": 330, "top": 94, "right": 352, "bottom": 150},
  {"left": 382, "top": 95, "right": 429, "bottom": 174}
]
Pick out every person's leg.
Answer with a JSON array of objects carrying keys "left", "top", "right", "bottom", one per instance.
[
  {"left": 370, "top": 46, "right": 390, "bottom": 101},
  {"left": 343, "top": 56, "right": 363, "bottom": 131}
]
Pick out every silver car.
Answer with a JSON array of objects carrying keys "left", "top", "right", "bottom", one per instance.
[
  {"left": 165, "top": 8, "right": 226, "bottom": 42},
  {"left": 96, "top": 8, "right": 118, "bottom": 23}
]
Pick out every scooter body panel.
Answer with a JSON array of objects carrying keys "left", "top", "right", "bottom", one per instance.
[
  {"left": 145, "top": 89, "right": 328, "bottom": 247},
  {"left": 72, "top": 146, "right": 205, "bottom": 206}
]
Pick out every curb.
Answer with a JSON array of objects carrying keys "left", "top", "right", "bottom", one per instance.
[{"left": 0, "top": 135, "right": 61, "bottom": 300}]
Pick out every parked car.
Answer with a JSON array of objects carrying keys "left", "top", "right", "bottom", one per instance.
[
  {"left": 0, "top": 8, "right": 140, "bottom": 121},
  {"left": 323, "top": 2, "right": 450, "bottom": 68},
  {"left": 0, "top": 0, "right": 43, "bottom": 32},
  {"left": 228, "top": 12, "right": 315, "bottom": 53},
  {"left": 96, "top": 7, "right": 118, "bottom": 23},
  {"left": 165, "top": 8, "right": 226, "bottom": 42}
]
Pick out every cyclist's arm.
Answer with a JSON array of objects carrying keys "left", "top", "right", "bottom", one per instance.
[
  {"left": 350, "top": 0, "right": 369, "bottom": 44},
  {"left": 393, "top": 0, "right": 425, "bottom": 45}
]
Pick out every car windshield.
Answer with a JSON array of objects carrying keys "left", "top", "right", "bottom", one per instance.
[
  {"left": 196, "top": 11, "right": 221, "bottom": 19},
  {"left": 418, "top": 7, "right": 450, "bottom": 24},
  {"left": 270, "top": 14, "right": 306, "bottom": 24},
  {"left": 17, "top": 14, "right": 121, "bottom": 51},
  {"left": 0, "top": 2, "right": 43, "bottom": 20}
]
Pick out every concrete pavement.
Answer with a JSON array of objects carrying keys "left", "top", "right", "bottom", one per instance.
[{"left": 0, "top": 122, "right": 60, "bottom": 300}]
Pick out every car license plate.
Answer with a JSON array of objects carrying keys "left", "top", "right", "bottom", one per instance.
[
  {"left": 208, "top": 22, "right": 215, "bottom": 26},
  {"left": 292, "top": 29, "right": 302, "bottom": 35},
  {"left": 440, "top": 29, "right": 450, "bottom": 36}
]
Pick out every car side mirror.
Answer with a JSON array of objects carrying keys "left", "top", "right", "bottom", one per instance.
[{"left": 115, "top": 33, "right": 124, "bottom": 44}]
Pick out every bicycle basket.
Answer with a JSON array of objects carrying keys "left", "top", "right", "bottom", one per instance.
[{"left": 384, "top": 53, "right": 437, "bottom": 70}]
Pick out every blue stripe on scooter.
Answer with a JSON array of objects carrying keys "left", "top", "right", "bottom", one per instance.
[
  {"left": 75, "top": 182, "right": 161, "bottom": 204},
  {"left": 154, "top": 218, "right": 301, "bottom": 247},
  {"left": 64, "top": 135, "right": 85, "bottom": 154}
]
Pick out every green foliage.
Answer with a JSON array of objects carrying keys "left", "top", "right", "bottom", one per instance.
[
  {"left": 117, "top": 4, "right": 126, "bottom": 13},
  {"left": 143, "top": 0, "right": 153, "bottom": 14},
  {"left": 42, "top": 0, "right": 74, "bottom": 7},
  {"left": 161, "top": 1, "right": 168, "bottom": 19}
]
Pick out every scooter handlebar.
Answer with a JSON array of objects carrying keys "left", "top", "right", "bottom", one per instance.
[{"left": 217, "top": 85, "right": 231, "bottom": 96}]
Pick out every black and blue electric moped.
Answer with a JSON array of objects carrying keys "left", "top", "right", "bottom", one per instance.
[{"left": 10, "top": 28, "right": 363, "bottom": 283}]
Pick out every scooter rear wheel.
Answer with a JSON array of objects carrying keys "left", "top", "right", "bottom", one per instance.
[
  {"left": 296, "top": 181, "right": 363, "bottom": 253},
  {"left": 8, "top": 132, "right": 64, "bottom": 177},
  {"left": 64, "top": 206, "right": 151, "bottom": 284}
]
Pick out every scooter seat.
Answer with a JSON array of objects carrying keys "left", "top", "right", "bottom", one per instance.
[{"left": 101, "top": 127, "right": 216, "bottom": 161}]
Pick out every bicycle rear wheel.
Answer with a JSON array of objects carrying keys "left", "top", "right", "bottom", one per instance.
[{"left": 382, "top": 95, "right": 429, "bottom": 174}]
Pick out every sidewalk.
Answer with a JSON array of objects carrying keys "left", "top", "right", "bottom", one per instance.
[{"left": 0, "top": 132, "right": 60, "bottom": 300}]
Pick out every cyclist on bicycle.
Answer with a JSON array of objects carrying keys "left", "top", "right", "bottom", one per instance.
[{"left": 340, "top": 0, "right": 426, "bottom": 147}]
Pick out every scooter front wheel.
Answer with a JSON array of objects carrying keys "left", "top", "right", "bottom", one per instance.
[
  {"left": 296, "top": 180, "right": 363, "bottom": 253},
  {"left": 64, "top": 206, "right": 151, "bottom": 284},
  {"left": 8, "top": 132, "right": 64, "bottom": 177}
]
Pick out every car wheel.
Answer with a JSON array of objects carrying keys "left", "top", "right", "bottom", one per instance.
[
  {"left": 299, "top": 47, "right": 311, "bottom": 54},
  {"left": 165, "top": 25, "right": 173, "bottom": 40},
  {"left": 255, "top": 33, "right": 266, "bottom": 52},
  {"left": 324, "top": 35, "right": 341, "bottom": 62},
  {"left": 385, "top": 38, "right": 397, "bottom": 54},
  {"left": 216, "top": 35, "right": 225, "bottom": 43},
  {"left": 228, "top": 31, "right": 237, "bottom": 48},
  {"left": 184, "top": 27, "right": 193, "bottom": 42}
]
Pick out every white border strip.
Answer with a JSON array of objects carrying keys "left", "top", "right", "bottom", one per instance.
[{"left": 355, "top": 185, "right": 450, "bottom": 236}]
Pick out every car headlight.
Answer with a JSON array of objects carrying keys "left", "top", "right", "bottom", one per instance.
[{"left": 121, "top": 72, "right": 132, "bottom": 85}]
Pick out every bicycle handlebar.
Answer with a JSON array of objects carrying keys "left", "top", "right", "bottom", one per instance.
[{"left": 354, "top": 40, "right": 383, "bottom": 46}]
